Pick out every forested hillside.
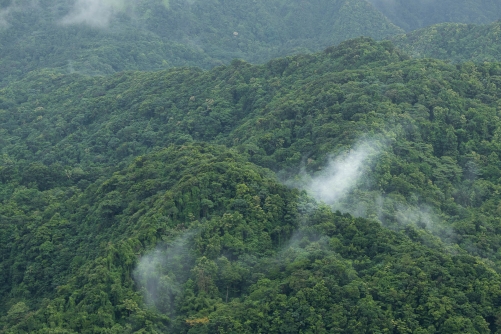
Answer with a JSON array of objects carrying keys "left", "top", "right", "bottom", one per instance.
[
  {"left": 393, "top": 21, "right": 501, "bottom": 63},
  {"left": 368, "top": 0, "right": 501, "bottom": 31},
  {"left": 0, "top": 0, "right": 401, "bottom": 86},
  {"left": 3, "top": 0, "right": 501, "bottom": 89},
  {"left": 4, "top": 38, "right": 501, "bottom": 332}
]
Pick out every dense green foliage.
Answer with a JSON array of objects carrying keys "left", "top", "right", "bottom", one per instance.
[
  {"left": 4, "top": 38, "right": 501, "bottom": 332},
  {"left": 0, "top": 143, "right": 298, "bottom": 332},
  {"left": 4, "top": 143, "right": 501, "bottom": 333},
  {"left": 393, "top": 21, "right": 501, "bottom": 63},
  {"left": 0, "top": 0, "right": 402, "bottom": 86},
  {"left": 368, "top": 0, "right": 501, "bottom": 31}
]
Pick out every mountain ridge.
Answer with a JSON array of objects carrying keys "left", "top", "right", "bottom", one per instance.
[
  {"left": 393, "top": 20, "right": 501, "bottom": 63},
  {"left": 368, "top": 0, "right": 501, "bottom": 31}
]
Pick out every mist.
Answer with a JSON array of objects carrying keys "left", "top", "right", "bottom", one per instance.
[
  {"left": 133, "top": 231, "right": 194, "bottom": 314},
  {"left": 291, "top": 136, "right": 457, "bottom": 244},
  {"left": 60, "top": 0, "right": 130, "bottom": 28},
  {"left": 305, "top": 140, "right": 384, "bottom": 207},
  {"left": 379, "top": 194, "right": 454, "bottom": 240}
]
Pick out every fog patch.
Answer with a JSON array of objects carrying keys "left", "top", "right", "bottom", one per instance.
[
  {"left": 60, "top": 0, "right": 129, "bottom": 28},
  {"left": 288, "top": 136, "right": 458, "bottom": 244},
  {"left": 390, "top": 197, "right": 453, "bottom": 239},
  {"left": 337, "top": 188, "right": 456, "bottom": 245},
  {"left": 304, "top": 139, "right": 385, "bottom": 208},
  {"left": 395, "top": 202, "right": 438, "bottom": 229},
  {"left": 133, "top": 231, "right": 195, "bottom": 315}
]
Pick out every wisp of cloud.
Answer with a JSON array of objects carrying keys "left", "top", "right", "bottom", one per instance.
[
  {"left": 60, "top": 0, "right": 127, "bottom": 28},
  {"left": 133, "top": 231, "right": 195, "bottom": 314},
  {"left": 306, "top": 140, "right": 383, "bottom": 206}
]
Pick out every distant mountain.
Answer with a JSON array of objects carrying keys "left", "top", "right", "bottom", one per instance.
[
  {"left": 2, "top": 0, "right": 501, "bottom": 88},
  {"left": 0, "top": 0, "right": 402, "bottom": 86},
  {"left": 368, "top": 0, "right": 501, "bottom": 31},
  {"left": 392, "top": 21, "right": 501, "bottom": 63}
]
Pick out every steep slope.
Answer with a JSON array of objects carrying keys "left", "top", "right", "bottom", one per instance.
[
  {"left": 0, "top": 0, "right": 402, "bottom": 86},
  {"left": 368, "top": 0, "right": 501, "bottom": 31},
  {"left": 393, "top": 21, "right": 501, "bottom": 63}
]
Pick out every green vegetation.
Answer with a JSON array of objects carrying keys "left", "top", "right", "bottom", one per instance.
[
  {"left": 3, "top": 0, "right": 501, "bottom": 89},
  {"left": 0, "top": 0, "right": 402, "bottom": 87},
  {"left": 3, "top": 38, "right": 501, "bottom": 332},
  {"left": 368, "top": 0, "right": 501, "bottom": 31},
  {"left": 5, "top": 143, "right": 501, "bottom": 333},
  {"left": 393, "top": 21, "right": 501, "bottom": 63}
]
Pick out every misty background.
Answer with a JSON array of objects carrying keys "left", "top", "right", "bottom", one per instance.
[{"left": 0, "top": 0, "right": 499, "bottom": 87}]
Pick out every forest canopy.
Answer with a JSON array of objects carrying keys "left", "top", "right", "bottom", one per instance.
[{"left": 3, "top": 38, "right": 501, "bottom": 332}]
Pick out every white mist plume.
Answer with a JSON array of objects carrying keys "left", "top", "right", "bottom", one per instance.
[
  {"left": 296, "top": 137, "right": 453, "bottom": 240},
  {"left": 306, "top": 140, "right": 383, "bottom": 206},
  {"left": 133, "top": 231, "right": 194, "bottom": 314},
  {"left": 60, "top": 0, "right": 128, "bottom": 28}
]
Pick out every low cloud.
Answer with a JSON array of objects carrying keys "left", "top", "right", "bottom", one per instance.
[
  {"left": 305, "top": 140, "right": 384, "bottom": 207},
  {"left": 291, "top": 137, "right": 457, "bottom": 243},
  {"left": 383, "top": 195, "right": 452, "bottom": 237},
  {"left": 368, "top": 0, "right": 435, "bottom": 7},
  {"left": 60, "top": 0, "right": 128, "bottom": 28},
  {"left": 133, "top": 231, "right": 195, "bottom": 314}
]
